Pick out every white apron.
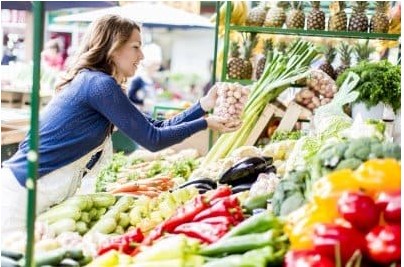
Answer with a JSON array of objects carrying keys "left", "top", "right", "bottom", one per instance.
[{"left": 1, "top": 136, "right": 113, "bottom": 243}]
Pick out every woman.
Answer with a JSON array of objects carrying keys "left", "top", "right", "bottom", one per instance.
[{"left": 1, "top": 15, "right": 240, "bottom": 240}]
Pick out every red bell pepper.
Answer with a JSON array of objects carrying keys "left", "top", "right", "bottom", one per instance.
[
  {"left": 97, "top": 228, "right": 144, "bottom": 255},
  {"left": 284, "top": 250, "right": 335, "bottom": 267},
  {"left": 366, "top": 224, "right": 401, "bottom": 264},
  {"left": 337, "top": 191, "right": 380, "bottom": 232},
  {"left": 313, "top": 223, "right": 366, "bottom": 264},
  {"left": 376, "top": 191, "right": 401, "bottom": 224},
  {"left": 173, "top": 221, "right": 228, "bottom": 244}
]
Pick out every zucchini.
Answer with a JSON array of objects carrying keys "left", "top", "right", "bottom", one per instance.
[
  {"left": 1, "top": 250, "right": 23, "bottom": 261},
  {"left": 90, "top": 194, "right": 116, "bottom": 208},
  {"left": 90, "top": 217, "right": 117, "bottom": 234},
  {"left": 112, "top": 196, "right": 134, "bottom": 213},
  {"left": 88, "top": 208, "right": 98, "bottom": 220},
  {"left": 59, "top": 258, "right": 80, "bottom": 267},
  {"left": 19, "top": 249, "right": 67, "bottom": 267},
  {"left": 49, "top": 218, "right": 76, "bottom": 236},
  {"left": 1, "top": 256, "right": 20, "bottom": 267},
  {"left": 243, "top": 192, "right": 273, "bottom": 214},
  {"left": 37, "top": 206, "right": 81, "bottom": 223},
  {"left": 80, "top": 212, "right": 91, "bottom": 224},
  {"left": 75, "top": 221, "right": 89, "bottom": 235},
  {"left": 118, "top": 213, "right": 130, "bottom": 228},
  {"left": 63, "top": 195, "right": 92, "bottom": 211},
  {"left": 95, "top": 208, "right": 107, "bottom": 220},
  {"left": 78, "top": 256, "right": 92, "bottom": 266},
  {"left": 231, "top": 183, "right": 252, "bottom": 194},
  {"left": 65, "top": 249, "right": 84, "bottom": 261}
]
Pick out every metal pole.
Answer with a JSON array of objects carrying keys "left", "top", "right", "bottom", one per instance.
[{"left": 25, "top": 2, "right": 44, "bottom": 266}]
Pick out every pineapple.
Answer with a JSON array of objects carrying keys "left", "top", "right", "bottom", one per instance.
[
  {"left": 255, "top": 38, "right": 273, "bottom": 80},
  {"left": 227, "top": 42, "right": 244, "bottom": 80},
  {"left": 319, "top": 44, "right": 336, "bottom": 79},
  {"left": 286, "top": 1, "right": 305, "bottom": 29},
  {"left": 277, "top": 41, "right": 287, "bottom": 54},
  {"left": 264, "top": 2, "right": 288, "bottom": 28},
  {"left": 354, "top": 40, "right": 375, "bottom": 63},
  {"left": 241, "top": 34, "right": 257, "bottom": 79},
  {"left": 328, "top": 1, "right": 347, "bottom": 31},
  {"left": 335, "top": 42, "right": 352, "bottom": 78},
  {"left": 246, "top": 2, "right": 268, "bottom": 27},
  {"left": 348, "top": 1, "right": 369, "bottom": 32},
  {"left": 370, "top": 1, "right": 390, "bottom": 33},
  {"left": 307, "top": 1, "right": 325, "bottom": 30}
]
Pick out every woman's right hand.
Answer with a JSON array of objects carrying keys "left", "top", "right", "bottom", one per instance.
[{"left": 205, "top": 115, "right": 242, "bottom": 133}]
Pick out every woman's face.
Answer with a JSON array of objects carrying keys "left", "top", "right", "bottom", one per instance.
[{"left": 112, "top": 29, "right": 144, "bottom": 80}]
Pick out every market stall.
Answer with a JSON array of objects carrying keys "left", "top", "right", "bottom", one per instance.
[{"left": 1, "top": 1, "right": 401, "bottom": 267}]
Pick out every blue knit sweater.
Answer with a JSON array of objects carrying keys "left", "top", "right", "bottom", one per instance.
[{"left": 3, "top": 69, "right": 207, "bottom": 186}]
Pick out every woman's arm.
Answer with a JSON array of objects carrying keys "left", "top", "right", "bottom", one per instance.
[
  {"left": 88, "top": 76, "right": 207, "bottom": 152},
  {"left": 144, "top": 101, "right": 206, "bottom": 127}
]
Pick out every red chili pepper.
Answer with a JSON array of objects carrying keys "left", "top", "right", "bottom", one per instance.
[
  {"left": 97, "top": 228, "right": 144, "bottom": 255},
  {"left": 313, "top": 223, "right": 366, "bottom": 265},
  {"left": 193, "top": 196, "right": 241, "bottom": 221},
  {"left": 376, "top": 191, "right": 401, "bottom": 224},
  {"left": 337, "top": 191, "right": 380, "bottom": 232},
  {"left": 366, "top": 224, "right": 401, "bottom": 264},
  {"left": 199, "top": 215, "right": 237, "bottom": 227},
  {"left": 162, "top": 195, "right": 210, "bottom": 232},
  {"left": 284, "top": 250, "right": 335, "bottom": 267},
  {"left": 173, "top": 221, "right": 228, "bottom": 244},
  {"left": 206, "top": 186, "right": 232, "bottom": 202}
]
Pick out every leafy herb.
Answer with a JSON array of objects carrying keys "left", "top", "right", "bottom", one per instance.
[
  {"left": 270, "top": 131, "right": 302, "bottom": 143},
  {"left": 336, "top": 60, "right": 401, "bottom": 112}
]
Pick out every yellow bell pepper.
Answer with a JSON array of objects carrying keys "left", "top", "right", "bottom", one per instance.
[
  {"left": 311, "top": 169, "right": 361, "bottom": 200},
  {"left": 286, "top": 201, "right": 339, "bottom": 250},
  {"left": 354, "top": 159, "right": 401, "bottom": 195}
]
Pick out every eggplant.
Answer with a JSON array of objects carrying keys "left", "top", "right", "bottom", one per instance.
[
  {"left": 193, "top": 183, "right": 214, "bottom": 191},
  {"left": 219, "top": 157, "right": 269, "bottom": 186},
  {"left": 264, "top": 165, "right": 277, "bottom": 174},
  {"left": 177, "top": 178, "right": 217, "bottom": 189},
  {"left": 262, "top": 156, "right": 274, "bottom": 165},
  {"left": 231, "top": 183, "right": 252, "bottom": 194}
]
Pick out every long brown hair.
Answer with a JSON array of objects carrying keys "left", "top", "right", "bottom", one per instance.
[{"left": 56, "top": 15, "right": 141, "bottom": 91}]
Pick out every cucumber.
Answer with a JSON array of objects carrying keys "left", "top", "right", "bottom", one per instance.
[
  {"left": 90, "top": 194, "right": 116, "bottom": 208},
  {"left": 49, "top": 218, "right": 76, "bottom": 236},
  {"left": 37, "top": 206, "right": 81, "bottom": 223},
  {"left": 243, "top": 192, "right": 274, "bottom": 214},
  {"left": 111, "top": 196, "right": 134, "bottom": 213},
  {"left": 1, "top": 250, "right": 23, "bottom": 261}
]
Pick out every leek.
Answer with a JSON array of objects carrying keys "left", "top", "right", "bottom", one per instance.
[{"left": 203, "top": 40, "right": 318, "bottom": 164}]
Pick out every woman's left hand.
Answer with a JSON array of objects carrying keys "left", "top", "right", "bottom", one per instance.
[{"left": 200, "top": 84, "right": 218, "bottom": 112}]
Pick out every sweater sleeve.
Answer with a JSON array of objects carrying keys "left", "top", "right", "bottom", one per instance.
[
  {"left": 145, "top": 101, "right": 207, "bottom": 127},
  {"left": 87, "top": 75, "right": 207, "bottom": 152},
  {"left": 128, "top": 77, "right": 145, "bottom": 105}
]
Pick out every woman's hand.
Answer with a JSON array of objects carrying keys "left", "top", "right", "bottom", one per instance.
[
  {"left": 200, "top": 85, "right": 218, "bottom": 112},
  {"left": 206, "top": 115, "right": 242, "bottom": 133}
]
